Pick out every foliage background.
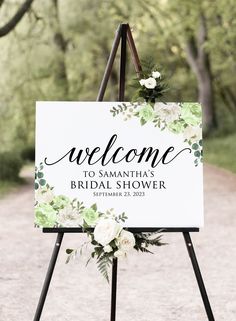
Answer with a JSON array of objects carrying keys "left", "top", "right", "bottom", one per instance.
[{"left": 0, "top": 0, "right": 235, "bottom": 188}]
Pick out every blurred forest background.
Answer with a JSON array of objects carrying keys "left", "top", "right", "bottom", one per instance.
[{"left": 0, "top": 0, "right": 235, "bottom": 194}]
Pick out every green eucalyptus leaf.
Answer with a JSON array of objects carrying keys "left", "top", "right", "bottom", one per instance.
[
  {"left": 192, "top": 143, "right": 199, "bottom": 150},
  {"left": 194, "top": 151, "right": 201, "bottom": 157},
  {"left": 39, "top": 179, "right": 46, "bottom": 186},
  {"left": 38, "top": 172, "right": 44, "bottom": 178}
]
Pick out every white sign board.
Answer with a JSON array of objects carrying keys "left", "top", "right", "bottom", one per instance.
[{"left": 35, "top": 101, "right": 203, "bottom": 228}]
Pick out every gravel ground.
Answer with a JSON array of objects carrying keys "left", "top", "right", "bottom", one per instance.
[{"left": 0, "top": 164, "right": 236, "bottom": 321}]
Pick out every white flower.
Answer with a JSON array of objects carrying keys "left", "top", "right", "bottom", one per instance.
[
  {"left": 183, "top": 126, "right": 202, "bottom": 142},
  {"left": 104, "top": 245, "right": 113, "bottom": 253},
  {"left": 94, "top": 218, "right": 122, "bottom": 246},
  {"left": 144, "top": 77, "right": 157, "bottom": 89},
  {"left": 114, "top": 250, "right": 126, "bottom": 258},
  {"left": 152, "top": 71, "right": 161, "bottom": 79},
  {"left": 116, "top": 230, "right": 135, "bottom": 253},
  {"left": 35, "top": 187, "right": 54, "bottom": 204},
  {"left": 139, "top": 79, "right": 146, "bottom": 86},
  {"left": 154, "top": 103, "right": 181, "bottom": 123},
  {"left": 57, "top": 205, "right": 83, "bottom": 227}
]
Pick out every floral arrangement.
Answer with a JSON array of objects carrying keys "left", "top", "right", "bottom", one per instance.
[
  {"left": 35, "top": 163, "right": 80, "bottom": 228},
  {"left": 66, "top": 215, "right": 164, "bottom": 282},
  {"left": 110, "top": 63, "right": 202, "bottom": 166},
  {"left": 35, "top": 164, "right": 165, "bottom": 282},
  {"left": 110, "top": 102, "right": 202, "bottom": 166},
  {"left": 131, "top": 60, "right": 168, "bottom": 103}
]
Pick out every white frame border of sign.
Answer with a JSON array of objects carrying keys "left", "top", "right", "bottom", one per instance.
[{"left": 35, "top": 101, "right": 204, "bottom": 232}]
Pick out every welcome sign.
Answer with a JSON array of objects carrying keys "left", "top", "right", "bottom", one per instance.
[{"left": 35, "top": 101, "right": 203, "bottom": 228}]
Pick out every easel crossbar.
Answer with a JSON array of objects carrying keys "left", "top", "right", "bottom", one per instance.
[{"left": 43, "top": 227, "right": 200, "bottom": 233}]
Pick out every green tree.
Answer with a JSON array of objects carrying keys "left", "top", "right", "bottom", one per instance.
[{"left": 0, "top": 0, "right": 236, "bottom": 154}]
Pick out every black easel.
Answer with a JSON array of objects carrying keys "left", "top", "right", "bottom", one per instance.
[{"left": 33, "top": 23, "right": 215, "bottom": 321}]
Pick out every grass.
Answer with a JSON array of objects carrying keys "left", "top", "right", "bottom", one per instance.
[{"left": 204, "top": 133, "right": 236, "bottom": 173}]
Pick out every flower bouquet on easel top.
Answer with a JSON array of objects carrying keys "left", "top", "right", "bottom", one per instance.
[
  {"left": 132, "top": 59, "right": 168, "bottom": 104},
  {"left": 110, "top": 60, "right": 203, "bottom": 166}
]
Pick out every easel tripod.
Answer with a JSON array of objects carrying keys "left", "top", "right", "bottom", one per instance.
[{"left": 33, "top": 23, "right": 215, "bottom": 321}]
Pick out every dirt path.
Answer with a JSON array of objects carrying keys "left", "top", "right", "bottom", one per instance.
[{"left": 0, "top": 164, "right": 236, "bottom": 321}]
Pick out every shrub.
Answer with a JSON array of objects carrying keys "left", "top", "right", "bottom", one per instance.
[
  {"left": 21, "top": 146, "right": 35, "bottom": 162},
  {"left": 0, "top": 152, "right": 23, "bottom": 181}
]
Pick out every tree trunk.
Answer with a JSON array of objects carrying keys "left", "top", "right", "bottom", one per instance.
[
  {"left": 185, "top": 13, "right": 217, "bottom": 133},
  {"left": 50, "top": 0, "right": 69, "bottom": 99},
  {"left": 196, "top": 63, "right": 216, "bottom": 132}
]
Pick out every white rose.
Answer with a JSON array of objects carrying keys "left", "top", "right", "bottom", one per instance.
[
  {"left": 144, "top": 77, "right": 157, "bottom": 89},
  {"left": 139, "top": 79, "right": 146, "bottom": 86},
  {"left": 35, "top": 187, "right": 54, "bottom": 204},
  {"left": 57, "top": 205, "right": 83, "bottom": 227},
  {"left": 116, "top": 230, "right": 135, "bottom": 253},
  {"left": 94, "top": 218, "right": 122, "bottom": 246},
  {"left": 114, "top": 250, "right": 126, "bottom": 258},
  {"left": 152, "top": 71, "right": 161, "bottom": 79},
  {"left": 154, "top": 103, "right": 181, "bottom": 123},
  {"left": 104, "top": 245, "right": 113, "bottom": 253},
  {"left": 183, "top": 126, "right": 202, "bottom": 142}
]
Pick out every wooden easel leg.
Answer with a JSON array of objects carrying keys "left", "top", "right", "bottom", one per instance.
[
  {"left": 119, "top": 24, "right": 127, "bottom": 101},
  {"left": 110, "top": 258, "right": 118, "bottom": 321},
  {"left": 97, "top": 25, "right": 122, "bottom": 102},
  {"left": 33, "top": 232, "right": 64, "bottom": 321},
  {"left": 109, "top": 24, "right": 127, "bottom": 321},
  {"left": 183, "top": 232, "right": 215, "bottom": 321}
]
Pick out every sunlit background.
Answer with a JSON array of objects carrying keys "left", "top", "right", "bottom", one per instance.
[{"left": 0, "top": 2, "right": 236, "bottom": 320}]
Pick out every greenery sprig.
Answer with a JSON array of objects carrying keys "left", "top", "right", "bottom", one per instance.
[
  {"left": 35, "top": 162, "right": 48, "bottom": 190},
  {"left": 134, "top": 230, "right": 166, "bottom": 254}
]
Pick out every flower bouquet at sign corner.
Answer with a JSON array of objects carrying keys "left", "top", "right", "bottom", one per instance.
[
  {"left": 110, "top": 59, "right": 203, "bottom": 166},
  {"left": 34, "top": 164, "right": 165, "bottom": 282}
]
